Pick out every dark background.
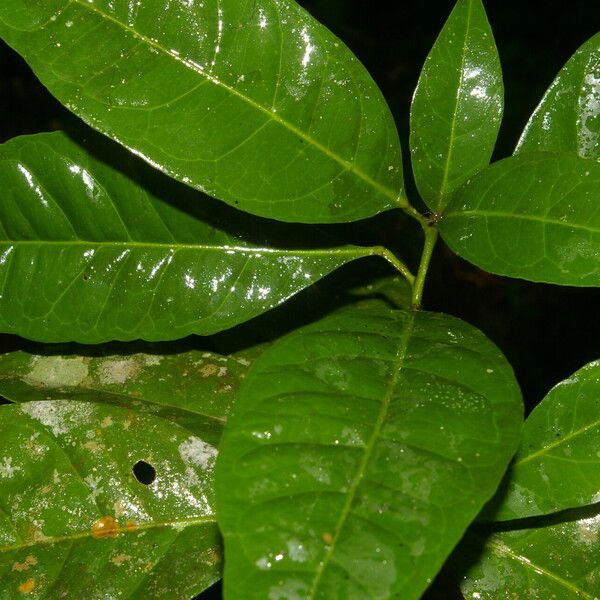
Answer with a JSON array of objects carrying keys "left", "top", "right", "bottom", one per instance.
[{"left": 1, "top": 1, "right": 599, "bottom": 598}]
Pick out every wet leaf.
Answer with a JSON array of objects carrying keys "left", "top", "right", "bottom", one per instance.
[
  {"left": 440, "top": 152, "right": 600, "bottom": 286},
  {"left": 0, "top": 131, "right": 387, "bottom": 343},
  {"left": 410, "top": 0, "right": 503, "bottom": 212},
  {"left": 0, "top": 0, "right": 405, "bottom": 223},
  {"left": 0, "top": 345, "right": 258, "bottom": 444},
  {"left": 486, "top": 360, "right": 600, "bottom": 521},
  {"left": 0, "top": 400, "right": 220, "bottom": 598},
  {"left": 215, "top": 306, "right": 522, "bottom": 599},
  {"left": 516, "top": 33, "right": 600, "bottom": 161},
  {"left": 458, "top": 507, "right": 600, "bottom": 599}
]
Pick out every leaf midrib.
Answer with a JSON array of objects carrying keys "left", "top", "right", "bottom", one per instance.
[
  {"left": 0, "top": 239, "right": 373, "bottom": 258},
  {"left": 516, "top": 417, "right": 600, "bottom": 466},
  {"left": 443, "top": 209, "right": 600, "bottom": 234},
  {"left": 0, "top": 515, "right": 216, "bottom": 553},
  {"left": 308, "top": 311, "right": 416, "bottom": 596},
  {"left": 437, "top": 0, "right": 472, "bottom": 208},
  {"left": 70, "top": 0, "right": 404, "bottom": 207}
]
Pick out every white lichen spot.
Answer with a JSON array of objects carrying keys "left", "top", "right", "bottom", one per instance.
[
  {"left": 255, "top": 556, "right": 272, "bottom": 570},
  {"left": 0, "top": 457, "right": 21, "bottom": 478},
  {"left": 578, "top": 72, "right": 600, "bottom": 159},
  {"left": 98, "top": 358, "right": 140, "bottom": 385},
  {"left": 287, "top": 539, "right": 308, "bottom": 562},
  {"left": 267, "top": 578, "right": 310, "bottom": 599},
  {"left": 578, "top": 512, "right": 600, "bottom": 545},
  {"left": 217, "top": 366, "right": 228, "bottom": 377},
  {"left": 178, "top": 436, "right": 218, "bottom": 470},
  {"left": 144, "top": 355, "right": 162, "bottom": 366},
  {"left": 340, "top": 427, "right": 364, "bottom": 446},
  {"left": 20, "top": 401, "right": 94, "bottom": 437},
  {"left": 84, "top": 474, "right": 103, "bottom": 503},
  {"left": 23, "top": 356, "right": 89, "bottom": 388}
]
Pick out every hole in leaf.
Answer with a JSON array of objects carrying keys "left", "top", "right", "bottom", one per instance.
[{"left": 133, "top": 460, "right": 156, "bottom": 485}]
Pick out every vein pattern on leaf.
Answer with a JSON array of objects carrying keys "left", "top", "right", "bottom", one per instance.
[
  {"left": 0, "top": 0, "right": 405, "bottom": 221},
  {"left": 0, "top": 132, "right": 385, "bottom": 342}
]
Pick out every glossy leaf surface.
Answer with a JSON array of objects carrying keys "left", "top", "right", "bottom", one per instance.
[
  {"left": 488, "top": 360, "right": 600, "bottom": 521},
  {"left": 216, "top": 307, "right": 522, "bottom": 599},
  {"left": 516, "top": 33, "right": 600, "bottom": 161},
  {"left": 410, "top": 0, "right": 503, "bottom": 212},
  {"left": 0, "top": 401, "right": 220, "bottom": 598},
  {"left": 0, "top": 346, "right": 256, "bottom": 444},
  {"left": 0, "top": 132, "right": 384, "bottom": 343},
  {"left": 0, "top": 0, "right": 404, "bottom": 223},
  {"left": 459, "top": 510, "right": 600, "bottom": 599},
  {"left": 441, "top": 152, "right": 600, "bottom": 285}
]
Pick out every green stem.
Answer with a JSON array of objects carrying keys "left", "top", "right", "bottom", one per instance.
[
  {"left": 375, "top": 247, "right": 415, "bottom": 286},
  {"left": 402, "top": 203, "right": 430, "bottom": 230},
  {"left": 411, "top": 223, "right": 438, "bottom": 309}
]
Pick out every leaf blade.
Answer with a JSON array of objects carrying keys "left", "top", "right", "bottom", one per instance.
[
  {"left": 0, "top": 0, "right": 404, "bottom": 222},
  {"left": 0, "top": 131, "right": 380, "bottom": 342},
  {"left": 0, "top": 345, "right": 259, "bottom": 444},
  {"left": 440, "top": 152, "right": 600, "bottom": 285},
  {"left": 484, "top": 360, "right": 600, "bottom": 521},
  {"left": 516, "top": 32, "right": 600, "bottom": 160},
  {"left": 215, "top": 307, "right": 522, "bottom": 599},
  {"left": 458, "top": 508, "right": 600, "bottom": 600},
  {"left": 409, "top": 0, "right": 503, "bottom": 212},
  {"left": 0, "top": 400, "right": 220, "bottom": 598}
]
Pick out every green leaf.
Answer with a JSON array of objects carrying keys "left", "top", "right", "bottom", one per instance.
[
  {"left": 409, "top": 0, "right": 503, "bottom": 212},
  {"left": 516, "top": 33, "right": 600, "bottom": 161},
  {"left": 0, "top": 131, "right": 387, "bottom": 343},
  {"left": 0, "top": 400, "right": 220, "bottom": 598},
  {"left": 440, "top": 152, "right": 600, "bottom": 286},
  {"left": 0, "top": 345, "right": 258, "bottom": 444},
  {"left": 458, "top": 508, "right": 600, "bottom": 600},
  {"left": 0, "top": 0, "right": 405, "bottom": 223},
  {"left": 485, "top": 360, "right": 600, "bottom": 521},
  {"left": 215, "top": 306, "right": 522, "bottom": 599}
]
